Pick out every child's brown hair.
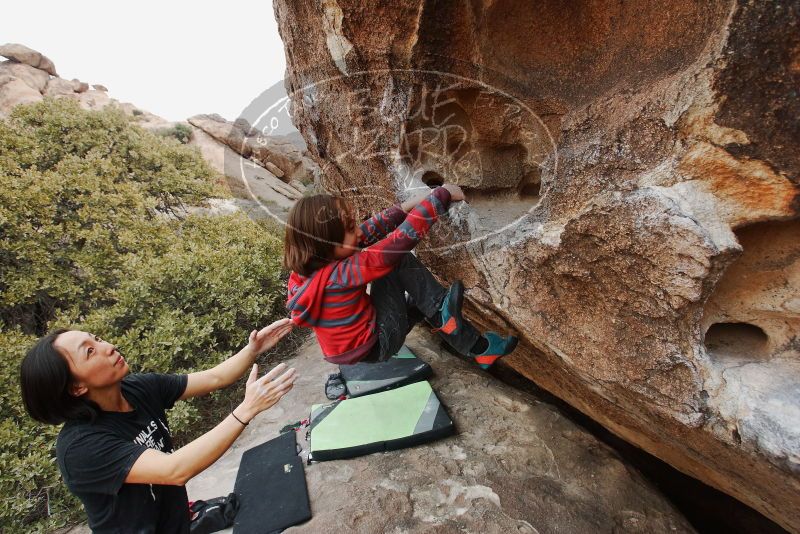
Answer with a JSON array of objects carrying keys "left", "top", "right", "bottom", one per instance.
[{"left": 283, "top": 194, "right": 356, "bottom": 276}]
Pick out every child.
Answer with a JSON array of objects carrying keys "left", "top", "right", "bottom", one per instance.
[{"left": 283, "top": 184, "right": 518, "bottom": 369}]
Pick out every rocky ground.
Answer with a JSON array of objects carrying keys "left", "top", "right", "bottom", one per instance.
[{"left": 179, "top": 327, "right": 694, "bottom": 534}]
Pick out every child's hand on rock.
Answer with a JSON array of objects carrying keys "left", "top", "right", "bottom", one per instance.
[{"left": 443, "top": 183, "right": 465, "bottom": 202}]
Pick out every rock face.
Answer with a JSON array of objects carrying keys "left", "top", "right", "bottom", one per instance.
[
  {"left": 187, "top": 328, "right": 696, "bottom": 533},
  {"left": 274, "top": 1, "right": 800, "bottom": 529}
]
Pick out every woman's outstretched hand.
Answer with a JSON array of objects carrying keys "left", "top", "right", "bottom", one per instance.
[
  {"left": 246, "top": 318, "right": 294, "bottom": 356},
  {"left": 443, "top": 183, "right": 465, "bottom": 202},
  {"left": 236, "top": 363, "right": 297, "bottom": 422}
]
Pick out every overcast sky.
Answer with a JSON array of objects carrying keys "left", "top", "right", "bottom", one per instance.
[{"left": 1, "top": 1, "right": 288, "bottom": 121}]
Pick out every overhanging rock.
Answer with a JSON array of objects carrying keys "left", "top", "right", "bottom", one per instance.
[{"left": 274, "top": 1, "right": 800, "bottom": 529}]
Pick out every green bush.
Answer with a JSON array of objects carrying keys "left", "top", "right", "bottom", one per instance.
[
  {"left": 0, "top": 99, "right": 291, "bottom": 532},
  {"left": 155, "top": 123, "right": 193, "bottom": 144}
]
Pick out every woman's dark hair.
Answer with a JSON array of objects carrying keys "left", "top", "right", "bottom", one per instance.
[
  {"left": 283, "top": 194, "right": 356, "bottom": 276},
  {"left": 20, "top": 329, "right": 100, "bottom": 424}
]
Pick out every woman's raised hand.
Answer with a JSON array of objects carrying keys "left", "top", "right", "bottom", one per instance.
[
  {"left": 237, "top": 363, "right": 297, "bottom": 422},
  {"left": 442, "top": 183, "right": 466, "bottom": 202},
  {"left": 246, "top": 318, "right": 294, "bottom": 356}
]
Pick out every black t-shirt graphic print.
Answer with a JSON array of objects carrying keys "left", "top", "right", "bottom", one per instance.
[{"left": 56, "top": 373, "right": 189, "bottom": 533}]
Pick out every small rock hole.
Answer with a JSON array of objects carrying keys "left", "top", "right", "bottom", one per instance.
[
  {"left": 421, "top": 171, "right": 445, "bottom": 188},
  {"left": 704, "top": 322, "right": 769, "bottom": 360},
  {"left": 520, "top": 181, "right": 541, "bottom": 197}
]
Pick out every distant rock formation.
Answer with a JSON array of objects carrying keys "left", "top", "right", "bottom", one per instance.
[
  {"left": 0, "top": 42, "right": 166, "bottom": 126},
  {"left": 0, "top": 43, "right": 319, "bottom": 212},
  {"left": 274, "top": 1, "right": 800, "bottom": 530},
  {"left": 187, "top": 126, "right": 305, "bottom": 211},
  {"left": 188, "top": 113, "right": 319, "bottom": 187},
  {"left": 0, "top": 43, "right": 56, "bottom": 75}
]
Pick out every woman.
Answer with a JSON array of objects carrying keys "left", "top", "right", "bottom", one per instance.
[{"left": 20, "top": 318, "right": 297, "bottom": 533}]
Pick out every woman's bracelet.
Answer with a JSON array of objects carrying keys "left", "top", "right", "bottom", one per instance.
[{"left": 231, "top": 411, "right": 249, "bottom": 427}]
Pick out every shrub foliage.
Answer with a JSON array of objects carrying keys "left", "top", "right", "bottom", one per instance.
[{"left": 0, "top": 99, "right": 288, "bottom": 532}]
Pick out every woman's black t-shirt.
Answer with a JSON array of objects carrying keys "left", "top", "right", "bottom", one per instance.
[{"left": 56, "top": 373, "right": 189, "bottom": 533}]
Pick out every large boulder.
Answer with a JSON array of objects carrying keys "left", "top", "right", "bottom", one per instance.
[
  {"left": 0, "top": 60, "right": 50, "bottom": 92},
  {"left": 76, "top": 89, "right": 113, "bottom": 111},
  {"left": 0, "top": 43, "right": 307, "bottom": 213},
  {"left": 274, "top": 0, "right": 800, "bottom": 530},
  {"left": 0, "top": 76, "right": 43, "bottom": 117},
  {"left": 0, "top": 45, "right": 128, "bottom": 119},
  {"left": 43, "top": 77, "right": 82, "bottom": 98},
  {"left": 0, "top": 43, "right": 57, "bottom": 76}
]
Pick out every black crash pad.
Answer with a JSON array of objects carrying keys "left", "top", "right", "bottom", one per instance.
[
  {"left": 339, "top": 344, "right": 432, "bottom": 397},
  {"left": 233, "top": 431, "right": 311, "bottom": 533}
]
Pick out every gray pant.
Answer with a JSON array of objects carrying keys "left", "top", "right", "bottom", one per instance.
[{"left": 366, "top": 253, "right": 480, "bottom": 361}]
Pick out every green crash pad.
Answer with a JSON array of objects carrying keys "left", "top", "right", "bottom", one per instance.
[
  {"left": 339, "top": 344, "right": 432, "bottom": 397},
  {"left": 308, "top": 380, "right": 455, "bottom": 461}
]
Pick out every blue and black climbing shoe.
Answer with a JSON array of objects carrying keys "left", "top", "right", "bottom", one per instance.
[
  {"left": 432, "top": 280, "right": 464, "bottom": 336},
  {"left": 472, "top": 332, "right": 518, "bottom": 370}
]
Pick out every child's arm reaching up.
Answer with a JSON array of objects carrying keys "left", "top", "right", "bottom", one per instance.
[
  {"left": 359, "top": 186, "right": 466, "bottom": 247},
  {"left": 358, "top": 204, "right": 407, "bottom": 247},
  {"left": 401, "top": 185, "right": 465, "bottom": 210},
  {"left": 330, "top": 185, "right": 464, "bottom": 288}
]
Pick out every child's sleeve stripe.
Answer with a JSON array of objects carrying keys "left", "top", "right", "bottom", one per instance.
[
  {"left": 295, "top": 306, "right": 312, "bottom": 323},
  {"left": 385, "top": 205, "right": 407, "bottom": 226},
  {"left": 352, "top": 254, "right": 364, "bottom": 285},
  {"left": 328, "top": 257, "right": 366, "bottom": 289},
  {"left": 363, "top": 218, "right": 378, "bottom": 242},
  {"left": 397, "top": 220, "right": 420, "bottom": 240},
  {"left": 429, "top": 193, "right": 445, "bottom": 216},
  {"left": 410, "top": 203, "right": 433, "bottom": 226},
  {"left": 287, "top": 277, "right": 313, "bottom": 309},
  {"left": 373, "top": 213, "right": 387, "bottom": 235},
  {"left": 312, "top": 309, "right": 368, "bottom": 328},
  {"left": 348, "top": 259, "right": 357, "bottom": 286},
  {"left": 322, "top": 293, "right": 362, "bottom": 308},
  {"left": 329, "top": 264, "right": 343, "bottom": 286},
  {"left": 341, "top": 264, "right": 350, "bottom": 286},
  {"left": 358, "top": 204, "right": 406, "bottom": 246}
]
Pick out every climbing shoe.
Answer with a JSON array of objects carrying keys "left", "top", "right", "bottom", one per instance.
[
  {"left": 431, "top": 280, "right": 464, "bottom": 336},
  {"left": 472, "top": 332, "right": 518, "bottom": 370},
  {"left": 324, "top": 372, "right": 346, "bottom": 399}
]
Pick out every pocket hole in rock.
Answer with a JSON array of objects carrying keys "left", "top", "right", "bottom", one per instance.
[
  {"left": 422, "top": 170, "right": 445, "bottom": 188},
  {"left": 519, "top": 181, "right": 541, "bottom": 197},
  {"left": 704, "top": 322, "right": 769, "bottom": 360}
]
